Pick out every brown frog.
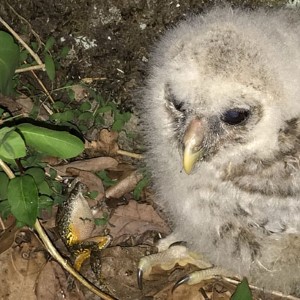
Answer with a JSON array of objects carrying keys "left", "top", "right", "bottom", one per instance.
[{"left": 56, "top": 181, "right": 111, "bottom": 277}]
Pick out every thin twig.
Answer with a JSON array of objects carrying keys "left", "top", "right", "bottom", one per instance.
[
  {"left": 15, "top": 64, "right": 45, "bottom": 73},
  {"left": 117, "top": 149, "right": 143, "bottom": 159},
  {"left": 30, "top": 70, "right": 55, "bottom": 104}
]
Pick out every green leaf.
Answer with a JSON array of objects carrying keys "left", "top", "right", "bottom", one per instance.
[
  {"left": 0, "top": 200, "right": 11, "bottom": 218},
  {"left": 112, "top": 119, "right": 125, "bottom": 132},
  {"left": 0, "top": 31, "right": 20, "bottom": 96},
  {"left": 38, "top": 195, "right": 53, "bottom": 209},
  {"left": 0, "top": 172, "right": 9, "bottom": 200},
  {"left": 79, "top": 102, "right": 92, "bottom": 112},
  {"left": 52, "top": 101, "right": 66, "bottom": 110},
  {"left": 97, "top": 105, "right": 112, "bottom": 113},
  {"left": 17, "top": 123, "right": 84, "bottom": 159},
  {"left": 97, "top": 170, "right": 116, "bottom": 187},
  {"left": 45, "top": 53, "right": 55, "bottom": 81},
  {"left": 7, "top": 175, "right": 39, "bottom": 226},
  {"left": 25, "top": 167, "right": 45, "bottom": 185},
  {"left": 231, "top": 278, "right": 253, "bottom": 300},
  {"left": 78, "top": 111, "right": 93, "bottom": 121},
  {"left": 133, "top": 176, "right": 149, "bottom": 200},
  {"left": 59, "top": 46, "right": 70, "bottom": 59},
  {"left": 44, "top": 36, "right": 55, "bottom": 52},
  {"left": 0, "top": 127, "right": 26, "bottom": 160},
  {"left": 50, "top": 110, "right": 75, "bottom": 122}
]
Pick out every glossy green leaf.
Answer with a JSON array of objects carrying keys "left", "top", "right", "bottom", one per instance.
[
  {"left": 0, "top": 127, "right": 26, "bottom": 160},
  {"left": 45, "top": 53, "right": 55, "bottom": 81},
  {"left": 17, "top": 123, "right": 84, "bottom": 159},
  {"left": 0, "top": 31, "right": 20, "bottom": 95},
  {"left": 8, "top": 175, "right": 38, "bottom": 226},
  {"left": 231, "top": 278, "right": 253, "bottom": 300}
]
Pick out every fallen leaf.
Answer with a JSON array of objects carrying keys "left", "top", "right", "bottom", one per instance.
[
  {"left": 105, "top": 170, "right": 143, "bottom": 199},
  {"left": 85, "top": 129, "right": 119, "bottom": 156},
  {"left": 54, "top": 157, "right": 118, "bottom": 176},
  {"left": 107, "top": 200, "right": 170, "bottom": 240}
]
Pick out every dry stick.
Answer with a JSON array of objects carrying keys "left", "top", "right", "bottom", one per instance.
[
  {"left": 116, "top": 149, "right": 143, "bottom": 159},
  {"left": 30, "top": 69, "right": 55, "bottom": 104},
  {"left": 15, "top": 64, "right": 46, "bottom": 73},
  {"left": 0, "top": 159, "right": 115, "bottom": 300}
]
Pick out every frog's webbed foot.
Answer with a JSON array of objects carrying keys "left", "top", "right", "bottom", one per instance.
[
  {"left": 71, "top": 235, "right": 111, "bottom": 275},
  {"left": 137, "top": 243, "right": 232, "bottom": 290}
]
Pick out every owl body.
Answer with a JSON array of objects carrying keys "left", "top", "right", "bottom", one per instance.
[{"left": 141, "top": 8, "right": 300, "bottom": 295}]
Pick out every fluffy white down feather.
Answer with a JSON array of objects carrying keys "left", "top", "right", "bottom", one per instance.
[{"left": 140, "top": 7, "right": 300, "bottom": 295}]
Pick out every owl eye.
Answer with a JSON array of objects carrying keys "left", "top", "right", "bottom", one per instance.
[
  {"left": 221, "top": 108, "right": 250, "bottom": 125},
  {"left": 172, "top": 100, "right": 185, "bottom": 111}
]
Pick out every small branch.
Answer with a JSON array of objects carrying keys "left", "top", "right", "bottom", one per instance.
[
  {"left": 15, "top": 64, "right": 46, "bottom": 73},
  {"left": 117, "top": 149, "right": 143, "bottom": 159},
  {"left": 30, "top": 70, "right": 55, "bottom": 104}
]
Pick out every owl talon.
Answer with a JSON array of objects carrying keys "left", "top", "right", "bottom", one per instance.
[
  {"left": 137, "top": 268, "right": 144, "bottom": 290},
  {"left": 172, "top": 275, "right": 190, "bottom": 292},
  {"left": 138, "top": 244, "right": 225, "bottom": 289}
]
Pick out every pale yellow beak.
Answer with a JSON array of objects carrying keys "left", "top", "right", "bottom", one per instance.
[{"left": 183, "top": 118, "right": 205, "bottom": 174}]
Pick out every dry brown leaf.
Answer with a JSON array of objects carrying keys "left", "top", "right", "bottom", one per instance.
[
  {"left": 36, "top": 260, "right": 85, "bottom": 300},
  {"left": 100, "top": 246, "right": 148, "bottom": 300},
  {"left": 54, "top": 157, "right": 118, "bottom": 176},
  {"left": 0, "top": 222, "right": 19, "bottom": 255},
  {"left": 70, "top": 84, "right": 89, "bottom": 102},
  {"left": 12, "top": 230, "right": 47, "bottom": 276},
  {"left": 105, "top": 170, "right": 143, "bottom": 199},
  {"left": 107, "top": 200, "right": 170, "bottom": 240},
  {"left": 15, "top": 94, "right": 34, "bottom": 116},
  {"left": 85, "top": 129, "right": 119, "bottom": 156}
]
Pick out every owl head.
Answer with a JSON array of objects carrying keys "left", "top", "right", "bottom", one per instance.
[{"left": 141, "top": 8, "right": 300, "bottom": 197}]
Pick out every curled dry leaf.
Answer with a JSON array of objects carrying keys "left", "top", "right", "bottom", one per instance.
[
  {"left": 70, "top": 84, "right": 89, "bottom": 102},
  {"left": 65, "top": 168, "right": 105, "bottom": 201},
  {"left": 107, "top": 200, "right": 170, "bottom": 241},
  {"left": 105, "top": 170, "right": 143, "bottom": 199},
  {"left": 54, "top": 156, "right": 118, "bottom": 176},
  {"left": 15, "top": 94, "right": 34, "bottom": 116},
  {"left": 86, "top": 128, "right": 119, "bottom": 156}
]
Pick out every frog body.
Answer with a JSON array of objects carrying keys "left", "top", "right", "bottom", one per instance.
[{"left": 56, "top": 182, "right": 111, "bottom": 276}]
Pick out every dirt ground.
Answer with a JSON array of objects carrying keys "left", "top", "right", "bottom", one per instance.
[
  {"left": 0, "top": 1, "right": 296, "bottom": 300},
  {"left": 0, "top": 0, "right": 288, "bottom": 108}
]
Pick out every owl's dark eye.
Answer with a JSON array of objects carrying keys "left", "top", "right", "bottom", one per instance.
[
  {"left": 172, "top": 100, "right": 184, "bottom": 111},
  {"left": 221, "top": 108, "right": 250, "bottom": 125}
]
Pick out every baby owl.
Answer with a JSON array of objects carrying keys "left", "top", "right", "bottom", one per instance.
[{"left": 139, "top": 7, "right": 300, "bottom": 296}]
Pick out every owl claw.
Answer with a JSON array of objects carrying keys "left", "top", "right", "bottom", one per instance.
[
  {"left": 137, "top": 268, "right": 143, "bottom": 290},
  {"left": 137, "top": 244, "right": 221, "bottom": 290},
  {"left": 172, "top": 275, "right": 190, "bottom": 293}
]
